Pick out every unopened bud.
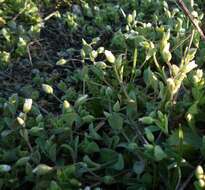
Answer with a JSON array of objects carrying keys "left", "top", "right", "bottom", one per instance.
[
  {"left": 198, "top": 179, "right": 205, "bottom": 188},
  {"left": 127, "top": 14, "right": 133, "bottom": 24},
  {"left": 166, "top": 78, "right": 175, "bottom": 92},
  {"left": 105, "top": 50, "right": 115, "bottom": 64},
  {"left": 17, "top": 117, "right": 25, "bottom": 126},
  {"left": 23, "top": 99, "right": 33, "bottom": 113},
  {"left": 196, "top": 165, "right": 204, "bottom": 179},
  {"left": 139, "top": 116, "right": 154, "bottom": 125},
  {"left": 42, "top": 84, "right": 53, "bottom": 94}
]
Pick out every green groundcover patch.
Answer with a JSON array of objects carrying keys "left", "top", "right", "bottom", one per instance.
[{"left": 1, "top": 0, "right": 205, "bottom": 189}]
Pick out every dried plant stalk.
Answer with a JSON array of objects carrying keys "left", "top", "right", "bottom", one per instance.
[{"left": 176, "top": 0, "right": 205, "bottom": 42}]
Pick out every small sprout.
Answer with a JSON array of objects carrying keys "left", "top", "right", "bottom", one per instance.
[
  {"left": 105, "top": 50, "right": 116, "bottom": 63},
  {"left": 42, "top": 84, "right": 53, "bottom": 94},
  {"left": 23, "top": 99, "right": 33, "bottom": 113}
]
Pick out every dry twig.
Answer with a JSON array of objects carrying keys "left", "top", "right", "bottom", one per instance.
[{"left": 176, "top": 0, "right": 205, "bottom": 42}]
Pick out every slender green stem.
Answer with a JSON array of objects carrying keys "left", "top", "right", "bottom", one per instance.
[
  {"left": 52, "top": 94, "right": 63, "bottom": 103},
  {"left": 113, "top": 64, "right": 131, "bottom": 101},
  {"left": 131, "top": 48, "right": 138, "bottom": 81}
]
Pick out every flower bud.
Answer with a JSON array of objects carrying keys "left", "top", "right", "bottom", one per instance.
[
  {"left": 127, "top": 14, "right": 133, "bottom": 24},
  {"left": 56, "top": 58, "right": 67, "bottom": 65},
  {"left": 186, "top": 113, "right": 193, "bottom": 122},
  {"left": 183, "top": 61, "right": 197, "bottom": 73},
  {"left": 90, "top": 50, "right": 98, "bottom": 59},
  {"left": 190, "top": 0, "right": 194, "bottom": 7},
  {"left": 198, "top": 179, "right": 205, "bottom": 188},
  {"left": 139, "top": 116, "right": 154, "bottom": 125},
  {"left": 196, "top": 165, "right": 204, "bottom": 179},
  {"left": 105, "top": 50, "right": 115, "bottom": 63},
  {"left": 97, "top": 47, "right": 105, "bottom": 54},
  {"left": 193, "top": 76, "right": 200, "bottom": 84},
  {"left": 94, "top": 61, "right": 107, "bottom": 69},
  {"left": 23, "top": 99, "right": 33, "bottom": 113},
  {"left": 196, "top": 69, "right": 203, "bottom": 80},
  {"left": 32, "top": 164, "right": 53, "bottom": 176},
  {"left": 0, "top": 17, "right": 6, "bottom": 27},
  {"left": 0, "top": 164, "right": 11, "bottom": 172},
  {"left": 63, "top": 100, "right": 71, "bottom": 109},
  {"left": 171, "top": 64, "right": 179, "bottom": 76},
  {"left": 191, "top": 11, "right": 198, "bottom": 18},
  {"left": 166, "top": 78, "right": 175, "bottom": 93},
  {"left": 17, "top": 117, "right": 25, "bottom": 126},
  {"left": 42, "top": 84, "right": 53, "bottom": 94},
  {"left": 162, "top": 50, "right": 172, "bottom": 63}
]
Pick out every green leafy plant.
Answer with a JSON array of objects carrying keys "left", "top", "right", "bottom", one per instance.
[{"left": 1, "top": 0, "right": 205, "bottom": 189}]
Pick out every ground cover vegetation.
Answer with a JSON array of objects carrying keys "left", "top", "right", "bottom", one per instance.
[{"left": 1, "top": 0, "right": 205, "bottom": 189}]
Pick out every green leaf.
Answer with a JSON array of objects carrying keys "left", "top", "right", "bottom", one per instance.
[
  {"left": 15, "top": 157, "right": 30, "bottom": 167},
  {"left": 154, "top": 145, "right": 167, "bottom": 161},
  {"left": 82, "top": 140, "right": 100, "bottom": 154},
  {"left": 108, "top": 113, "right": 123, "bottom": 130},
  {"left": 99, "top": 148, "right": 118, "bottom": 164},
  {"left": 133, "top": 161, "right": 145, "bottom": 175},
  {"left": 48, "top": 181, "right": 62, "bottom": 190},
  {"left": 112, "top": 154, "right": 124, "bottom": 170}
]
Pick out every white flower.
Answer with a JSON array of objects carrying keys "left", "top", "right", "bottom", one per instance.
[{"left": 23, "top": 98, "right": 33, "bottom": 113}]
